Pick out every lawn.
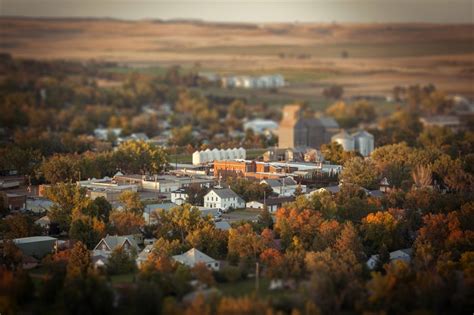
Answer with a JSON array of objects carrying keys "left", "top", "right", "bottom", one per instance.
[
  {"left": 110, "top": 273, "right": 137, "bottom": 284},
  {"left": 216, "top": 278, "right": 271, "bottom": 297}
]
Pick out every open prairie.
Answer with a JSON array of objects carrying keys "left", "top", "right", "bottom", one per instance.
[{"left": 1, "top": 18, "right": 473, "bottom": 98}]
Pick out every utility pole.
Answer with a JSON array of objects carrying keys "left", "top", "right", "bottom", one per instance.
[{"left": 255, "top": 262, "right": 260, "bottom": 293}]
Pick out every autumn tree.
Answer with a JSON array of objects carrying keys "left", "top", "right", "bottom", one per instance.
[
  {"left": 186, "top": 221, "right": 228, "bottom": 259},
  {"left": 361, "top": 211, "right": 401, "bottom": 253},
  {"left": 0, "top": 214, "right": 42, "bottom": 239},
  {"left": 44, "top": 183, "right": 88, "bottom": 231},
  {"left": 227, "top": 224, "right": 263, "bottom": 265},
  {"left": 259, "top": 248, "right": 285, "bottom": 279},
  {"left": 66, "top": 241, "right": 91, "bottom": 280},
  {"left": 119, "top": 191, "right": 144, "bottom": 215},
  {"left": 109, "top": 210, "right": 145, "bottom": 235}
]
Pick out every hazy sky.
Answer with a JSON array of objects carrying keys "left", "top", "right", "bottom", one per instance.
[{"left": 1, "top": 0, "right": 473, "bottom": 23}]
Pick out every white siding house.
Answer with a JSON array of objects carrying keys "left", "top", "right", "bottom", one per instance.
[{"left": 204, "top": 188, "right": 245, "bottom": 210}]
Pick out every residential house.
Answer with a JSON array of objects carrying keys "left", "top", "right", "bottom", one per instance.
[
  {"left": 246, "top": 196, "right": 295, "bottom": 213},
  {"left": 92, "top": 234, "right": 139, "bottom": 257},
  {"left": 172, "top": 248, "right": 220, "bottom": 271},
  {"left": 367, "top": 248, "right": 413, "bottom": 270},
  {"left": 204, "top": 188, "right": 245, "bottom": 210},
  {"left": 215, "top": 221, "right": 232, "bottom": 231},
  {"left": 261, "top": 177, "right": 303, "bottom": 196},
  {"left": 171, "top": 189, "right": 188, "bottom": 205}
]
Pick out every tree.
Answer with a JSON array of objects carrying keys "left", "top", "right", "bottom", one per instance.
[
  {"left": 185, "top": 183, "right": 208, "bottom": 206},
  {"left": 340, "top": 157, "right": 379, "bottom": 190},
  {"left": 119, "top": 191, "right": 144, "bottom": 215},
  {"left": 186, "top": 221, "right": 228, "bottom": 259},
  {"left": 113, "top": 140, "right": 168, "bottom": 174},
  {"left": 321, "top": 141, "right": 359, "bottom": 165},
  {"left": 227, "top": 224, "right": 263, "bottom": 264},
  {"left": 109, "top": 210, "right": 144, "bottom": 235},
  {"left": 191, "top": 263, "right": 215, "bottom": 287},
  {"left": 106, "top": 247, "right": 137, "bottom": 275},
  {"left": 411, "top": 165, "right": 432, "bottom": 188},
  {"left": 85, "top": 196, "right": 112, "bottom": 223},
  {"left": 66, "top": 241, "right": 91, "bottom": 280},
  {"left": 310, "top": 191, "right": 337, "bottom": 219},
  {"left": 305, "top": 248, "right": 364, "bottom": 313},
  {"left": 259, "top": 248, "right": 285, "bottom": 279},
  {"left": 0, "top": 214, "right": 42, "bottom": 239},
  {"left": 361, "top": 211, "right": 400, "bottom": 253},
  {"left": 40, "top": 154, "right": 81, "bottom": 184},
  {"left": 69, "top": 218, "right": 104, "bottom": 249},
  {"left": 44, "top": 183, "right": 88, "bottom": 231},
  {"left": 153, "top": 204, "right": 204, "bottom": 243},
  {"left": 256, "top": 206, "right": 273, "bottom": 230}
]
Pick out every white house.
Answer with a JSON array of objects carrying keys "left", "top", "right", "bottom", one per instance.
[
  {"left": 172, "top": 248, "right": 220, "bottom": 271},
  {"left": 366, "top": 248, "right": 413, "bottom": 270},
  {"left": 171, "top": 189, "right": 189, "bottom": 205},
  {"left": 204, "top": 188, "right": 245, "bottom": 210}
]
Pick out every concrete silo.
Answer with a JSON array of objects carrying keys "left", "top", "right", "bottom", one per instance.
[
  {"left": 352, "top": 130, "right": 374, "bottom": 157},
  {"left": 331, "top": 130, "right": 355, "bottom": 152}
]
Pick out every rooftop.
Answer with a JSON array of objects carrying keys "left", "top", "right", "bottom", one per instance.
[{"left": 14, "top": 236, "right": 57, "bottom": 244}]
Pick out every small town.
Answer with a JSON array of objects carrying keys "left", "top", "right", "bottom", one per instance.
[{"left": 0, "top": 2, "right": 473, "bottom": 315}]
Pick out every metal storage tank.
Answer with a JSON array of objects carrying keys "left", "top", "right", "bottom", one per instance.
[
  {"left": 192, "top": 151, "right": 201, "bottom": 165},
  {"left": 331, "top": 130, "right": 355, "bottom": 152},
  {"left": 231, "top": 148, "right": 239, "bottom": 159},
  {"left": 203, "top": 148, "right": 212, "bottom": 163},
  {"left": 352, "top": 130, "right": 374, "bottom": 157},
  {"left": 238, "top": 147, "right": 246, "bottom": 159},
  {"left": 227, "top": 148, "right": 235, "bottom": 159},
  {"left": 212, "top": 148, "right": 221, "bottom": 161}
]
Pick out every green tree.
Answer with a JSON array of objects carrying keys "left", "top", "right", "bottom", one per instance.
[
  {"left": 106, "top": 247, "right": 137, "bottom": 275},
  {"left": 340, "top": 157, "right": 379, "bottom": 190},
  {"left": 113, "top": 140, "right": 168, "bottom": 174}
]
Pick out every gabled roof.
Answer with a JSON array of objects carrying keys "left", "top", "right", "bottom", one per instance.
[
  {"left": 208, "top": 188, "right": 241, "bottom": 200},
  {"left": 94, "top": 234, "right": 138, "bottom": 251},
  {"left": 215, "top": 221, "right": 232, "bottom": 231},
  {"left": 352, "top": 130, "right": 374, "bottom": 139},
  {"left": 172, "top": 248, "right": 217, "bottom": 266}
]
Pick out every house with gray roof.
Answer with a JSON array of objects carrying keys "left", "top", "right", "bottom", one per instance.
[
  {"left": 172, "top": 248, "right": 220, "bottom": 271},
  {"left": 203, "top": 188, "right": 245, "bottom": 211},
  {"left": 261, "top": 177, "right": 304, "bottom": 196},
  {"left": 93, "top": 234, "right": 139, "bottom": 257}
]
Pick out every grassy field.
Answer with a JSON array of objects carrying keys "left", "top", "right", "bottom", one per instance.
[
  {"left": 175, "top": 40, "right": 474, "bottom": 58},
  {"left": 2, "top": 18, "right": 473, "bottom": 97}
]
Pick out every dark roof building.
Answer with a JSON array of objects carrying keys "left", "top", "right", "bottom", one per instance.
[{"left": 278, "top": 104, "right": 339, "bottom": 149}]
